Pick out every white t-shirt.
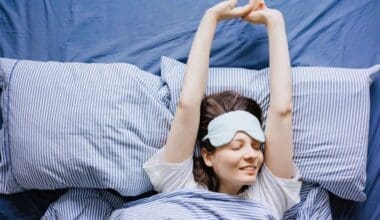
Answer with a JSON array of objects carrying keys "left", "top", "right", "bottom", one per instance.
[{"left": 143, "top": 146, "right": 302, "bottom": 220}]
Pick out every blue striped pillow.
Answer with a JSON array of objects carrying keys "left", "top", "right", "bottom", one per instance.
[
  {"left": 0, "top": 58, "right": 173, "bottom": 196},
  {"left": 161, "top": 56, "right": 380, "bottom": 202}
]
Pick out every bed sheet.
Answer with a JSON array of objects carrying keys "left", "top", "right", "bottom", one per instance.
[
  {"left": 40, "top": 184, "right": 330, "bottom": 220},
  {"left": 365, "top": 73, "right": 380, "bottom": 219},
  {"left": 330, "top": 72, "right": 380, "bottom": 220},
  {"left": 0, "top": 0, "right": 379, "bottom": 219},
  {"left": 0, "top": 189, "right": 65, "bottom": 219},
  {"left": 0, "top": 0, "right": 378, "bottom": 75}
]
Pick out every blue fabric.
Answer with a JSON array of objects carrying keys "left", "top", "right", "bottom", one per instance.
[
  {"left": 161, "top": 56, "right": 379, "bottom": 202},
  {"left": 284, "top": 183, "right": 332, "bottom": 220},
  {"left": 0, "top": 58, "right": 173, "bottom": 195},
  {"left": 330, "top": 72, "right": 380, "bottom": 220},
  {"left": 40, "top": 183, "right": 330, "bottom": 220},
  {"left": 362, "top": 73, "right": 380, "bottom": 219},
  {"left": 0, "top": 0, "right": 379, "bottom": 219},
  {"left": 41, "top": 189, "right": 124, "bottom": 220},
  {"left": 41, "top": 189, "right": 155, "bottom": 220},
  {"left": 0, "top": 189, "right": 65, "bottom": 220},
  {"left": 110, "top": 189, "right": 275, "bottom": 220},
  {"left": 0, "top": 0, "right": 378, "bottom": 75}
]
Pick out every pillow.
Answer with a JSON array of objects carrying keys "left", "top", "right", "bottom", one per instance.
[
  {"left": 161, "top": 56, "right": 380, "bottom": 202},
  {"left": 0, "top": 58, "right": 173, "bottom": 196},
  {"left": 41, "top": 188, "right": 125, "bottom": 220}
]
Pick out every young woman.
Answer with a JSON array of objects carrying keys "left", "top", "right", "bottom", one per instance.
[{"left": 143, "top": 0, "right": 302, "bottom": 219}]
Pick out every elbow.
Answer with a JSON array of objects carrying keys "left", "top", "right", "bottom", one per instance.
[
  {"left": 271, "top": 104, "right": 293, "bottom": 117},
  {"left": 177, "top": 99, "right": 200, "bottom": 112},
  {"left": 279, "top": 104, "right": 293, "bottom": 116}
]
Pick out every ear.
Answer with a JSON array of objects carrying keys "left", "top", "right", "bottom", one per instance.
[{"left": 201, "top": 148, "right": 214, "bottom": 167}]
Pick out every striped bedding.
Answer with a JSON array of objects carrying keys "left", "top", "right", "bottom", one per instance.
[
  {"left": 42, "top": 189, "right": 276, "bottom": 220},
  {"left": 0, "top": 57, "right": 378, "bottom": 219},
  {"left": 0, "top": 58, "right": 173, "bottom": 196},
  {"left": 161, "top": 57, "right": 379, "bottom": 202},
  {"left": 41, "top": 185, "right": 331, "bottom": 220}
]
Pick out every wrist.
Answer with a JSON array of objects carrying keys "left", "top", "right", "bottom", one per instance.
[
  {"left": 205, "top": 8, "right": 220, "bottom": 23},
  {"left": 266, "top": 12, "right": 285, "bottom": 28}
]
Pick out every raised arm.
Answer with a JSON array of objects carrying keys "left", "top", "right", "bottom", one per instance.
[
  {"left": 244, "top": 2, "right": 295, "bottom": 179},
  {"left": 164, "top": 0, "right": 254, "bottom": 163}
]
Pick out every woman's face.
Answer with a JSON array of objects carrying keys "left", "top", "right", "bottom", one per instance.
[{"left": 202, "top": 131, "right": 264, "bottom": 194}]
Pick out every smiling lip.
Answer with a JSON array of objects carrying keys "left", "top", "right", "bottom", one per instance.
[{"left": 240, "top": 166, "right": 257, "bottom": 174}]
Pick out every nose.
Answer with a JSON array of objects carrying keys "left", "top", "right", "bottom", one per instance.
[{"left": 243, "top": 145, "right": 258, "bottom": 159}]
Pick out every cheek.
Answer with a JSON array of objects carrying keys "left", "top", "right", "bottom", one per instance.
[
  {"left": 258, "top": 151, "right": 264, "bottom": 164},
  {"left": 222, "top": 153, "right": 243, "bottom": 169},
  {"left": 213, "top": 152, "right": 240, "bottom": 171}
]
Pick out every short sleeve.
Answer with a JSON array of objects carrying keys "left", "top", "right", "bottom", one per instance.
[
  {"left": 143, "top": 146, "right": 199, "bottom": 193},
  {"left": 247, "top": 164, "right": 302, "bottom": 220}
]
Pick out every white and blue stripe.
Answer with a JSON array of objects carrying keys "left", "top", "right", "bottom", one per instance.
[
  {"left": 42, "top": 189, "right": 275, "bottom": 220},
  {"left": 161, "top": 56, "right": 380, "bottom": 202},
  {"left": 0, "top": 58, "right": 173, "bottom": 196},
  {"left": 284, "top": 183, "right": 332, "bottom": 220},
  {"left": 0, "top": 56, "right": 379, "bottom": 217},
  {"left": 41, "top": 185, "right": 332, "bottom": 219},
  {"left": 110, "top": 189, "right": 275, "bottom": 220},
  {"left": 41, "top": 188, "right": 124, "bottom": 220}
]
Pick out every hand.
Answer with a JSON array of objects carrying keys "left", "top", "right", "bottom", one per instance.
[
  {"left": 242, "top": 0, "right": 284, "bottom": 26},
  {"left": 207, "top": 0, "right": 254, "bottom": 22}
]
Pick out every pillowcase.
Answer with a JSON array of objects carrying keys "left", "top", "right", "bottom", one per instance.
[
  {"left": 0, "top": 58, "right": 173, "bottom": 196},
  {"left": 41, "top": 188, "right": 125, "bottom": 220},
  {"left": 161, "top": 56, "right": 380, "bottom": 202}
]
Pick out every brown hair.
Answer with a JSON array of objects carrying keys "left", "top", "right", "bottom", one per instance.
[{"left": 193, "top": 91, "right": 263, "bottom": 193}]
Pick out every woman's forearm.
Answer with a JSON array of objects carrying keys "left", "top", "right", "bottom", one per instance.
[
  {"left": 179, "top": 11, "right": 218, "bottom": 109},
  {"left": 264, "top": 14, "right": 295, "bottom": 178},
  {"left": 163, "top": 11, "right": 218, "bottom": 163},
  {"left": 163, "top": 2, "right": 254, "bottom": 163},
  {"left": 267, "top": 16, "right": 292, "bottom": 112}
]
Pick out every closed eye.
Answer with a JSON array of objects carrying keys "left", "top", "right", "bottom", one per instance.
[
  {"left": 229, "top": 140, "right": 243, "bottom": 150},
  {"left": 251, "top": 142, "right": 261, "bottom": 150}
]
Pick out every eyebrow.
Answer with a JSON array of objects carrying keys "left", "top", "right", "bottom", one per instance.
[
  {"left": 232, "top": 138, "right": 259, "bottom": 146},
  {"left": 232, "top": 138, "right": 245, "bottom": 142}
]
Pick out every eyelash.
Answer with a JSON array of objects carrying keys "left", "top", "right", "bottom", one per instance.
[
  {"left": 231, "top": 144, "right": 242, "bottom": 150},
  {"left": 253, "top": 143, "right": 261, "bottom": 149},
  {"left": 231, "top": 143, "right": 260, "bottom": 151}
]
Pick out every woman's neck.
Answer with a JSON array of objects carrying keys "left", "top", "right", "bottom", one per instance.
[{"left": 218, "top": 183, "right": 241, "bottom": 195}]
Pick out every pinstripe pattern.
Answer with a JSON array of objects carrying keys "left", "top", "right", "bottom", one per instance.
[
  {"left": 110, "top": 189, "right": 275, "bottom": 220},
  {"left": 284, "top": 183, "right": 332, "bottom": 220},
  {"left": 0, "top": 58, "right": 173, "bottom": 196},
  {"left": 0, "top": 56, "right": 378, "bottom": 218},
  {"left": 161, "top": 56, "right": 380, "bottom": 202},
  {"left": 41, "top": 185, "right": 331, "bottom": 220},
  {"left": 41, "top": 189, "right": 124, "bottom": 220},
  {"left": 42, "top": 189, "right": 275, "bottom": 219},
  {"left": 0, "top": 58, "right": 25, "bottom": 193},
  {"left": 291, "top": 66, "right": 373, "bottom": 202}
]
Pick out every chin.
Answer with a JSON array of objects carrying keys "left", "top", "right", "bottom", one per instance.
[{"left": 239, "top": 176, "right": 257, "bottom": 185}]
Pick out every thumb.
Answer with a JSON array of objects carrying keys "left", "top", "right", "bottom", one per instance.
[
  {"left": 229, "top": 0, "right": 238, "bottom": 8},
  {"left": 258, "top": 0, "right": 266, "bottom": 9},
  {"left": 231, "top": 2, "right": 254, "bottom": 16},
  {"left": 242, "top": 10, "right": 261, "bottom": 20}
]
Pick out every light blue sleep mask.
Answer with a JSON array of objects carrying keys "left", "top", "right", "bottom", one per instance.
[{"left": 202, "top": 110, "right": 265, "bottom": 147}]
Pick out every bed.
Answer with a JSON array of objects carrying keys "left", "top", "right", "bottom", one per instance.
[{"left": 0, "top": 0, "right": 379, "bottom": 219}]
